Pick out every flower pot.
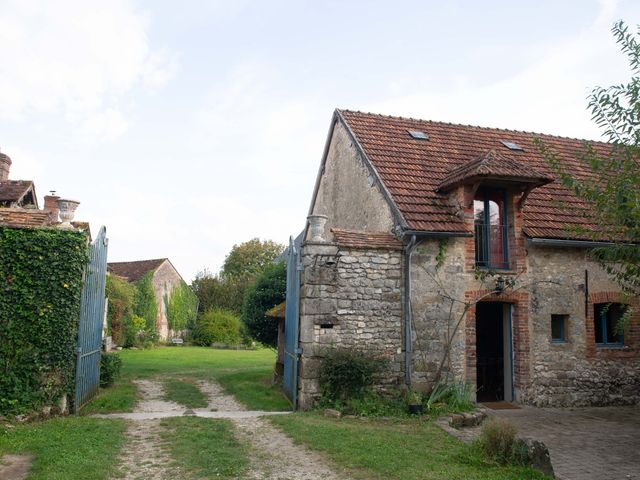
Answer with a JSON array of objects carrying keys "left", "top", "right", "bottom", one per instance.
[{"left": 408, "top": 404, "right": 424, "bottom": 415}]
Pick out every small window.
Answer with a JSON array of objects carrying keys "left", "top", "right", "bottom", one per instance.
[
  {"left": 551, "top": 315, "right": 568, "bottom": 343},
  {"left": 594, "top": 303, "right": 626, "bottom": 346},
  {"left": 501, "top": 140, "right": 523, "bottom": 151},
  {"left": 408, "top": 130, "right": 429, "bottom": 140}
]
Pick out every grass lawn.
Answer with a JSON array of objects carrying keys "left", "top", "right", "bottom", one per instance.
[
  {"left": 163, "top": 378, "right": 208, "bottom": 409},
  {"left": 0, "top": 417, "right": 126, "bottom": 480},
  {"left": 270, "top": 413, "right": 550, "bottom": 480},
  {"left": 160, "top": 417, "right": 249, "bottom": 478},
  {"left": 83, "top": 346, "right": 290, "bottom": 413}
]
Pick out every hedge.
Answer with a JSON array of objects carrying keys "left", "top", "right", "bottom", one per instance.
[{"left": 0, "top": 226, "right": 88, "bottom": 415}]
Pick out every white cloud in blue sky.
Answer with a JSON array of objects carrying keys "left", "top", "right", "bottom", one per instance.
[{"left": 1, "top": 0, "right": 639, "bottom": 280}]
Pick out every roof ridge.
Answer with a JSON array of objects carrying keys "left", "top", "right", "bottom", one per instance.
[
  {"left": 337, "top": 108, "right": 609, "bottom": 145},
  {"left": 108, "top": 258, "right": 168, "bottom": 265}
]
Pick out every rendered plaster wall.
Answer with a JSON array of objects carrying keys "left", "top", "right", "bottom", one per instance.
[
  {"left": 152, "top": 261, "right": 183, "bottom": 340},
  {"left": 297, "top": 241, "right": 404, "bottom": 409},
  {"left": 309, "top": 121, "right": 395, "bottom": 236}
]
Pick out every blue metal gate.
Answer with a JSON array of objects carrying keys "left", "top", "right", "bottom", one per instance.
[
  {"left": 283, "top": 235, "right": 301, "bottom": 407},
  {"left": 73, "top": 226, "right": 108, "bottom": 412}
]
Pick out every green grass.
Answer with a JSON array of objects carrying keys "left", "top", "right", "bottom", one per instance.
[
  {"left": 0, "top": 417, "right": 126, "bottom": 480},
  {"left": 83, "top": 346, "right": 290, "bottom": 413},
  {"left": 270, "top": 413, "right": 550, "bottom": 480},
  {"left": 80, "top": 381, "right": 138, "bottom": 415},
  {"left": 163, "top": 378, "right": 208, "bottom": 409},
  {"left": 160, "top": 417, "right": 249, "bottom": 478}
]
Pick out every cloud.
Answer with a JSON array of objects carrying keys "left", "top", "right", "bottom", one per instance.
[{"left": 0, "top": 0, "right": 176, "bottom": 138}]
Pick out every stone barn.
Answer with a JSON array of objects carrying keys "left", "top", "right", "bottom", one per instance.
[
  {"left": 287, "top": 109, "right": 640, "bottom": 409},
  {"left": 108, "top": 258, "right": 186, "bottom": 340}
]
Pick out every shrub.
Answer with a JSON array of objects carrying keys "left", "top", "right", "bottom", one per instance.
[
  {"left": 426, "top": 381, "right": 474, "bottom": 413},
  {"left": 479, "top": 418, "right": 529, "bottom": 465},
  {"left": 241, "top": 262, "right": 286, "bottom": 348},
  {"left": 105, "top": 274, "right": 136, "bottom": 345},
  {"left": 122, "top": 315, "right": 147, "bottom": 348},
  {"left": 99, "top": 353, "right": 122, "bottom": 388},
  {"left": 318, "top": 348, "right": 389, "bottom": 403},
  {"left": 193, "top": 309, "right": 242, "bottom": 346}
]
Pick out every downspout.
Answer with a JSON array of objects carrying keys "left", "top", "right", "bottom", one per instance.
[{"left": 404, "top": 235, "right": 417, "bottom": 386}]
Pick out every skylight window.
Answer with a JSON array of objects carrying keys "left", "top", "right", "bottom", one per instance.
[
  {"left": 408, "top": 130, "right": 429, "bottom": 140},
  {"left": 501, "top": 140, "right": 524, "bottom": 151}
]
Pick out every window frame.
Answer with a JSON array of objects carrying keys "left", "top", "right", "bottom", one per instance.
[
  {"left": 594, "top": 303, "right": 626, "bottom": 347},
  {"left": 474, "top": 188, "right": 510, "bottom": 270},
  {"left": 551, "top": 314, "right": 568, "bottom": 343}
]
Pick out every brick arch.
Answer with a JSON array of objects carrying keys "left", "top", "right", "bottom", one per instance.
[{"left": 465, "top": 290, "right": 530, "bottom": 401}]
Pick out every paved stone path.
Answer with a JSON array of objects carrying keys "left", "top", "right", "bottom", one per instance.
[{"left": 492, "top": 406, "right": 640, "bottom": 480}]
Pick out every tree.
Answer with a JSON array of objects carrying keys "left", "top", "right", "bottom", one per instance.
[
  {"left": 537, "top": 21, "right": 640, "bottom": 330},
  {"left": 241, "top": 261, "right": 286, "bottom": 348},
  {"left": 191, "top": 270, "right": 249, "bottom": 316},
  {"left": 221, "top": 238, "right": 284, "bottom": 279}
]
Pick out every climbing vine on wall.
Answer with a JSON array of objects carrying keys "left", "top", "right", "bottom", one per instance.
[
  {"left": 133, "top": 272, "right": 158, "bottom": 337},
  {"left": 0, "top": 226, "right": 88, "bottom": 415},
  {"left": 165, "top": 281, "right": 198, "bottom": 333}
]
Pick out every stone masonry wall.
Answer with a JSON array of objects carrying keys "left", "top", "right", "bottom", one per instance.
[
  {"left": 408, "top": 236, "right": 640, "bottom": 406},
  {"left": 152, "top": 260, "right": 183, "bottom": 341},
  {"left": 297, "top": 241, "right": 403, "bottom": 409}
]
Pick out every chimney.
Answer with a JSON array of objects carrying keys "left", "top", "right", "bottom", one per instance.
[
  {"left": 0, "top": 150, "right": 11, "bottom": 182},
  {"left": 44, "top": 193, "right": 60, "bottom": 223}
]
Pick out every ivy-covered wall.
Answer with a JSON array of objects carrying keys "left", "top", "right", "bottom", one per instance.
[
  {"left": 165, "top": 281, "right": 198, "bottom": 333},
  {"left": 0, "top": 226, "right": 88, "bottom": 415}
]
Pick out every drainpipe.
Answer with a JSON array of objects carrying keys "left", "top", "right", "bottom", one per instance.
[{"left": 403, "top": 235, "right": 417, "bottom": 386}]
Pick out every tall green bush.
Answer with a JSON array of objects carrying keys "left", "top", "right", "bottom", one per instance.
[
  {"left": 165, "top": 281, "right": 198, "bottom": 333},
  {"left": 0, "top": 227, "right": 88, "bottom": 415},
  {"left": 240, "top": 262, "right": 286, "bottom": 348},
  {"left": 318, "top": 348, "right": 389, "bottom": 403},
  {"left": 193, "top": 309, "right": 242, "bottom": 346},
  {"left": 133, "top": 272, "right": 158, "bottom": 339},
  {"left": 105, "top": 274, "right": 136, "bottom": 344}
]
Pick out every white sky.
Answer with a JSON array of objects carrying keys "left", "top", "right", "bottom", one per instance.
[{"left": 1, "top": 0, "right": 639, "bottom": 282}]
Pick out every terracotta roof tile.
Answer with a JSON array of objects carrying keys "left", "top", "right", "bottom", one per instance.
[
  {"left": 339, "top": 110, "right": 616, "bottom": 240},
  {"left": 331, "top": 228, "right": 402, "bottom": 250},
  {"left": 108, "top": 258, "right": 167, "bottom": 282},
  {"left": 438, "top": 149, "right": 554, "bottom": 191},
  {"left": 0, "top": 180, "right": 34, "bottom": 203}
]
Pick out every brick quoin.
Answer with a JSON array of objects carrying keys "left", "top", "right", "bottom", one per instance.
[{"left": 465, "top": 290, "right": 530, "bottom": 397}]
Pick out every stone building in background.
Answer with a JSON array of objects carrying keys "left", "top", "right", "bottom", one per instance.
[
  {"left": 286, "top": 109, "right": 640, "bottom": 409},
  {"left": 107, "top": 258, "right": 186, "bottom": 340}
]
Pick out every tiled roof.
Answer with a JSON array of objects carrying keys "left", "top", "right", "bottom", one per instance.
[
  {"left": 108, "top": 258, "right": 167, "bottom": 282},
  {"left": 0, "top": 180, "right": 34, "bottom": 203},
  {"left": 338, "top": 110, "right": 614, "bottom": 240},
  {"left": 0, "top": 208, "right": 51, "bottom": 228},
  {"left": 438, "top": 149, "right": 554, "bottom": 191},
  {"left": 331, "top": 228, "right": 403, "bottom": 250}
]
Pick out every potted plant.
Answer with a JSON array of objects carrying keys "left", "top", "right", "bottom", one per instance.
[{"left": 407, "top": 388, "right": 424, "bottom": 415}]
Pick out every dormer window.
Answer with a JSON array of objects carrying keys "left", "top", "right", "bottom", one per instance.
[{"left": 474, "top": 189, "right": 509, "bottom": 269}]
